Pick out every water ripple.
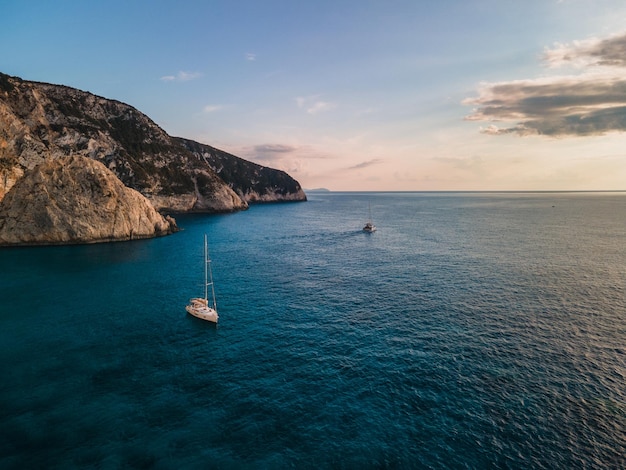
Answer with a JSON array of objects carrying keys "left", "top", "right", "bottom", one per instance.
[{"left": 1, "top": 192, "right": 625, "bottom": 468}]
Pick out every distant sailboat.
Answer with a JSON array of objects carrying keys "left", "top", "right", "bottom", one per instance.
[
  {"left": 363, "top": 203, "right": 376, "bottom": 233},
  {"left": 186, "top": 234, "right": 218, "bottom": 323}
]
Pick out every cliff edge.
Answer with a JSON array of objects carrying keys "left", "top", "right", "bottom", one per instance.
[{"left": 176, "top": 137, "right": 307, "bottom": 203}]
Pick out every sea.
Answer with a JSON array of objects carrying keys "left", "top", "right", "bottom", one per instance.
[{"left": 0, "top": 191, "right": 624, "bottom": 469}]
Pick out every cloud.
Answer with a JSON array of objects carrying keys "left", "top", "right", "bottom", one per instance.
[
  {"left": 296, "top": 95, "right": 336, "bottom": 115},
  {"left": 347, "top": 158, "right": 384, "bottom": 170},
  {"left": 465, "top": 31, "right": 626, "bottom": 137},
  {"left": 544, "top": 31, "right": 626, "bottom": 68},
  {"left": 246, "top": 53, "right": 257, "bottom": 61},
  {"left": 254, "top": 144, "right": 297, "bottom": 154},
  {"left": 249, "top": 143, "right": 300, "bottom": 163},
  {"left": 160, "top": 71, "right": 202, "bottom": 82},
  {"left": 203, "top": 104, "right": 223, "bottom": 113},
  {"left": 238, "top": 143, "right": 321, "bottom": 176},
  {"left": 238, "top": 143, "right": 329, "bottom": 176},
  {"left": 307, "top": 101, "right": 335, "bottom": 114}
]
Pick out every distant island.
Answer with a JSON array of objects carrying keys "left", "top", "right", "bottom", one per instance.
[
  {"left": 305, "top": 188, "right": 331, "bottom": 192},
  {"left": 0, "top": 72, "right": 306, "bottom": 245}
]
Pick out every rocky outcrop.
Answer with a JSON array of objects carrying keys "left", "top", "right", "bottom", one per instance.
[
  {"left": 175, "top": 137, "right": 307, "bottom": 203},
  {"left": 0, "top": 155, "right": 177, "bottom": 245},
  {"left": 0, "top": 72, "right": 305, "bottom": 212},
  {"left": 0, "top": 72, "right": 246, "bottom": 213}
]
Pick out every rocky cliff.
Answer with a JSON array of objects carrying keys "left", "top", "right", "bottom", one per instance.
[
  {"left": 0, "top": 155, "right": 177, "bottom": 245},
  {"left": 176, "top": 137, "right": 308, "bottom": 203},
  {"left": 0, "top": 72, "right": 305, "bottom": 213}
]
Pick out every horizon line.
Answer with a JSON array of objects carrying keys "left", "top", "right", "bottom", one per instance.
[{"left": 304, "top": 189, "right": 626, "bottom": 194}]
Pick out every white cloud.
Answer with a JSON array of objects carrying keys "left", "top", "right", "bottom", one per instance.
[
  {"left": 246, "top": 53, "right": 257, "bottom": 61},
  {"left": 203, "top": 104, "right": 223, "bottom": 113},
  {"left": 308, "top": 101, "right": 335, "bottom": 114},
  {"left": 160, "top": 71, "right": 202, "bottom": 82},
  {"left": 296, "top": 95, "right": 336, "bottom": 115}
]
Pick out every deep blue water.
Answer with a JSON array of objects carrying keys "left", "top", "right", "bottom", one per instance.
[{"left": 1, "top": 192, "right": 625, "bottom": 469}]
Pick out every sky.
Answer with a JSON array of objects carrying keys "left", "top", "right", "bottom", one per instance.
[{"left": 2, "top": 0, "right": 626, "bottom": 191}]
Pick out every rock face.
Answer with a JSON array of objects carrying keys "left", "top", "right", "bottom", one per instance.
[
  {"left": 0, "top": 155, "right": 177, "bottom": 245},
  {"left": 0, "top": 72, "right": 305, "bottom": 212}
]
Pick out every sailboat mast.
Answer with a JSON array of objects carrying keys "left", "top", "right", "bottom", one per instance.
[
  {"left": 208, "top": 251, "right": 217, "bottom": 311},
  {"left": 203, "top": 233, "right": 218, "bottom": 312},
  {"left": 204, "top": 234, "right": 209, "bottom": 302}
]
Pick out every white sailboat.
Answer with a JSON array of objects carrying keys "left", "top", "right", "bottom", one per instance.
[
  {"left": 186, "top": 234, "right": 219, "bottom": 323},
  {"left": 363, "top": 203, "right": 376, "bottom": 233}
]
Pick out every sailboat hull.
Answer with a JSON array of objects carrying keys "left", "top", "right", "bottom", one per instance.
[
  {"left": 186, "top": 298, "right": 218, "bottom": 323},
  {"left": 363, "top": 203, "right": 376, "bottom": 232}
]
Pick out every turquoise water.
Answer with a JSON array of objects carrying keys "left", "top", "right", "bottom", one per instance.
[{"left": 1, "top": 192, "right": 625, "bottom": 468}]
